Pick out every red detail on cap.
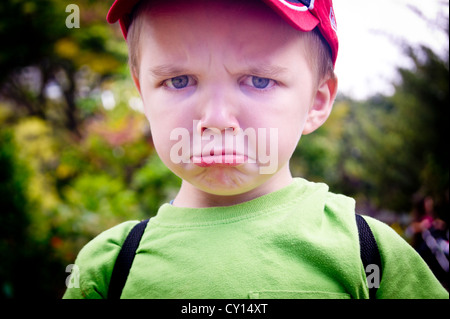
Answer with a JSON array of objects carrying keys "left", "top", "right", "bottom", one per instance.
[
  {"left": 106, "top": 0, "right": 338, "bottom": 66},
  {"left": 262, "top": 0, "right": 338, "bottom": 66},
  {"left": 261, "top": 0, "right": 319, "bottom": 31},
  {"left": 107, "top": 0, "right": 140, "bottom": 38}
]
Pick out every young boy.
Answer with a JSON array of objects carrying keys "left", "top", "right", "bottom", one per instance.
[{"left": 63, "top": 0, "right": 448, "bottom": 299}]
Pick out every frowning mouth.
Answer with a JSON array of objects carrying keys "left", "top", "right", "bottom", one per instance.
[
  {"left": 170, "top": 121, "right": 279, "bottom": 174},
  {"left": 191, "top": 150, "right": 249, "bottom": 167}
]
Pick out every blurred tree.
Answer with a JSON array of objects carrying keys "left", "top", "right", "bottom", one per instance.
[
  {"left": 344, "top": 42, "right": 449, "bottom": 217},
  {"left": 0, "top": 0, "right": 127, "bottom": 136},
  {"left": 0, "top": 129, "right": 30, "bottom": 298},
  {"left": 0, "top": 0, "right": 169, "bottom": 297},
  {"left": 0, "top": 128, "right": 65, "bottom": 298},
  {"left": 394, "top": 44, "right": 449, "bottom": 220},
  {"left": 291, "top": 99, "right": 350, "bottom": 186}
]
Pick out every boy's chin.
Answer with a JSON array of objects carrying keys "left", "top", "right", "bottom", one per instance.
[
  {"left": 188, "top": 169, "right": 272, "bottom": 195},
  {"left": 196, "top": 170, "right": 265, "bottom": 193}
]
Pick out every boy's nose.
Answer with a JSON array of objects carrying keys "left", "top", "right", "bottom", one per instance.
[{"left": 197, "top": 89, "right": 240, "bottom": 135}]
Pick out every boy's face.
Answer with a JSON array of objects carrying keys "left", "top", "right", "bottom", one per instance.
[{"left": 133, "top": 0, "right": 337, "bottom": 205}]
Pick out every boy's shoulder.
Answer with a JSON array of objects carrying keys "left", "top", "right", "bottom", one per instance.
[
  {"left": 79, "top": 220, "right": 141, "bottom": 260},
  {"left": 361, "top": 215, "right": 448, "bottom": 298},
  {"left": 64, "top": 220, "right": 140, "bottom": 299}
]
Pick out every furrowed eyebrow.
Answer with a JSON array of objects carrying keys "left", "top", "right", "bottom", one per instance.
[
  {"left": 148, "top": 65, "right": 189, "bottom": 78},
  {"left": 148, "top": 63, "right": 289, "bottom": 79},
  {"left": 245, "top": 64, "right": 289, "bottom": 78}
]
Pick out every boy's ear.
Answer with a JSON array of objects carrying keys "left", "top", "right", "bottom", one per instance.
[{"left": 302, "top": 76, "right": 338, "bottom": 135}]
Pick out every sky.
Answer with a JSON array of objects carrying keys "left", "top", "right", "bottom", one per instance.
[{"left": 332, "top": 0, "right": 449, "bottom": 100}]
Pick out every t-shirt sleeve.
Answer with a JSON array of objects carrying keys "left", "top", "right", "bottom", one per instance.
[
  {"left": 363, "top": 216, "right": 448, "bottom": 299},
  {"left": 63, "top": 221, "right": 140, "bottom": 299}
]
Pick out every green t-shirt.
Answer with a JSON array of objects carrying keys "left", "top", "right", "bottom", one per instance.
[{"left": 63, "top": 178, "right": 448, "bottom": 299}]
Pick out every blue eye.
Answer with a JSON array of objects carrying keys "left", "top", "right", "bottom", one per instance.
[
  {"left": 164, "top": 75, "right": 195, "bottom": 89},
  {"left": 241, "top": 76, "right": 275, "bottom": 90},
  {"left": 171, "top": 76, "right": 188, "bottom": 88},
  {"left": 252, "top": 76, "right": 270, "bottom": 89}
]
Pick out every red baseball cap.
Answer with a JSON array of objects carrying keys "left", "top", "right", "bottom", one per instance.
[{"left": 107, "top": 0, "right": 338, "bottom": 66}]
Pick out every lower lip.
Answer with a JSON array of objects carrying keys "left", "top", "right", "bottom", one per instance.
[{"left": 192, "top": 155, "right": 248, "bottom": 167}]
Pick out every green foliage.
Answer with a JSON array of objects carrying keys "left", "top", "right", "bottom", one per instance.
[
  {"left": 0, "top": 0, "right": 67, "bottom": 77},
  {"left": 0, "top": 128, "right": 64, "bottom": 298},
  {"left": 354, "top": 45, "right": 448, "bottom": 216},
  {"left": 0, "top": 129, "right": 30, "bottom": 247},
  {"left": 131, "top": 155, "right": 182, "bottom": 215},
  {"left": 291, "top": 100, "right": 349, "bottom": 186},
  {"left": 0, "top": 0, "right": 128, "bottom": 135}
]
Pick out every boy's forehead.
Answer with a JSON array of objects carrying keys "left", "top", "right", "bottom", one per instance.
[{"left": 139, "top": 1, "right": 305, "bottom": 69}]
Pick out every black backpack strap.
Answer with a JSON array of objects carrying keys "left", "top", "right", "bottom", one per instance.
[
  {"left": 108, "top": 219, "right": 150, "bottom": 299},
  {"left": 355, "top": 214, "right": 382, "bottom": 299}
]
